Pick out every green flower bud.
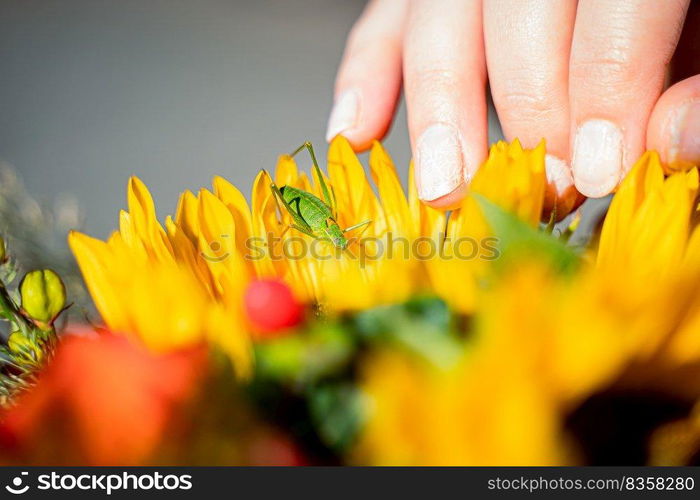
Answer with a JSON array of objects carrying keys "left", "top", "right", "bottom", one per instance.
[
  {"left": 0, "top": 236, "right": 5, "bottom": 263},
  {"left": 8, "top": 330, "right": 43, "bottom": 361},
  {"left": 20, "top": 269, "right": 66, "bottom": 323}
]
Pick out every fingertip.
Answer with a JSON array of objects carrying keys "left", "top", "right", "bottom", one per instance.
[
  {"left": 325, "top": 89, "right": 360, "bottom": 143},
  {"left": 571, "top": 119, "right": 624, "bottom": 198},
  {"left": 420, "top": 183, "right": 466, "bottom": 210},
  {"left": 541, "top": 154, "right": 584, "bottom": 221},
  {"left": 414, "top": 123, "right": 471, "bottom": 202},
  {"left": 573, "top": 176, "right": 619, "bottom": 199},
  {"left": 545, "top": 154, "right": 574, "bottom": 197},
  {"left": 325, "top": 87, "right": 396, "bottom": 151},
  {"left": 647, "top": 75, "right": 700, "bottom": 172},
  {"left": 327, "top": 67, "right": 401, "bottom": 151}
]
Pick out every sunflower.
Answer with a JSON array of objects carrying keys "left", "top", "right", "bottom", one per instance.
[
  {"left": 69, "top": 137, "right": 544, "bottom": 364},
  {"left": 355, "top": 151, "right": 700, "bottom": 465}
]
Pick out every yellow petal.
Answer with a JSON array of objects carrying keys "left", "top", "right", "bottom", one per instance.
[
  {"left": 175, "top": 189, "right": 200, "bottom": 243},
  {"left": 369, "top": 141, "right": 413, "bottom": 238},
  {"left": 328, "top": 136, "right": 378, "bottom": 223},
  {"left": 68, "top": 231, "right": 130, "bottom": 332}
]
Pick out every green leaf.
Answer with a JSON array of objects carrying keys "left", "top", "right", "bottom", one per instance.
[
  {"left": 254, "top": 323, "right": 355, "bottom": 385},
  {"left": 352, "top": 297, "right": 462, "bottom": 368},
  {"left": 308, "top": 383, "right": 362, "bottom": 452},
  {"left": 474, "top": 194, "right": 580, "bottom": 274}
]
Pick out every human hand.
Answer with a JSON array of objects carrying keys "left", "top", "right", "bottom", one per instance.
[{"left": 326, "top": 0, "right": 699, "bottom": 215}]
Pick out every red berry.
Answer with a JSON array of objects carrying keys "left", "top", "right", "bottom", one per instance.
[{"left": 244, "top": 279, "right": 303, "bottom": 337}]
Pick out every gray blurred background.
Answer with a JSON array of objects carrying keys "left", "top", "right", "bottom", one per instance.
[
  {"left": 0, "top": 0, "right": 408, "bottom": 239},
  {"left": 0, "top": 0, "right": 507, "bottom": 241}
]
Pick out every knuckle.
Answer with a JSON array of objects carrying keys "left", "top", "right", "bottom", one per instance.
[
  {"left": 403, "top": 66, "right": 466, "bottom": 123},
  {"left": 494, "top": 74, "right": 565, "bottom": 126},
  {"left": 409, "top": 67, "right": 462, "bottom": 93},
  {"left": 570, "top": 55, "right": 637, "bottom": 89},
  {"left": 570, "top": 28, "right": 646, "bottom": 91},
  {"left": 499, "top": 89, "right": 551, "bottom": 117},
  {"left": 570, "top": 53, "right": 661, "bottom": 103}
]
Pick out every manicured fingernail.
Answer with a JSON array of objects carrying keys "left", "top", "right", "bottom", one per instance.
[
  {"left": 545, "top": 154, "right": 573, "bottom": 196},
  {"left": 668, "top": 100, "right": 700, "bottom": 169},
  {"left": 572, "top": 119, "right": 623, "bottom": 198},
  {"left": 326, "top": 89, "right": 360, "bottom": 142},
  {"left": 416, "top": 123, "right": 465, "bottom": 201}
]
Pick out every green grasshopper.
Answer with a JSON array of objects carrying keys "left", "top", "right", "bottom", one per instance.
[{"left": 265, "top": 142, "right": 371, "bottom": 249}]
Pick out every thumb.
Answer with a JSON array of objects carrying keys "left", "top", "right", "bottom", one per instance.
[{"left": 647, "top": 74, "right": 700, "bottom": 172}]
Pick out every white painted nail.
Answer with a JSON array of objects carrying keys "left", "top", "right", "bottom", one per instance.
[
  {"left": 545, "top": 154, "right": 574, "bottom": 195},
  {"left": 416, "top": 123, "right": 465, "bottom": 201},
  {"left": 572, "top": 119, "right": 623, "bottom": 198},
  {"left": 325, "top": 89, "right": 360, "bottom": 142}
]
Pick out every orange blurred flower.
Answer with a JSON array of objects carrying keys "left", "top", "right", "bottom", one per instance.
[{"left": 0, "top": 330, "right": 205, "bottom": 465}]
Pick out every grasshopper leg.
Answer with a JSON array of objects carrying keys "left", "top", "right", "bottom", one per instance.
[
  {"left": 291, "top": 141, "right": 335, "bottom": 215},
  {"left": 329, "top": 185, "right": 339, "bottom": 220},
  {"left": 343, "top": 219, "right": 372, "bottom": 233},
  {"left": 266, "top": 174, "right": 313, "bottom": 233},
  {"left": 262, "top": 170, "right": 285, "bottom": 222}
]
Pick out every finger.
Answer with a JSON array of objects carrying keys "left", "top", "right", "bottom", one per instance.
[
  {"left": 326, "top": 0, "right": 408, "bottom": 150},
  {"left": 484, "top": 0, "right": 579, "bottom": 219},
  {"left": 569, "top": 0, "right": 690, "bottom": 197},
  {"left": 647, "top": 74, "right": 700, "bottom": 172},
  {"left": 404, "top": 0, "right": 488, "bottom": 206}
]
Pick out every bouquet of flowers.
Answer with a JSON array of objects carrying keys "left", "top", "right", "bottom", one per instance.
[{"left": 1, "top": 137, "right": 699, "bottom": 466}]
